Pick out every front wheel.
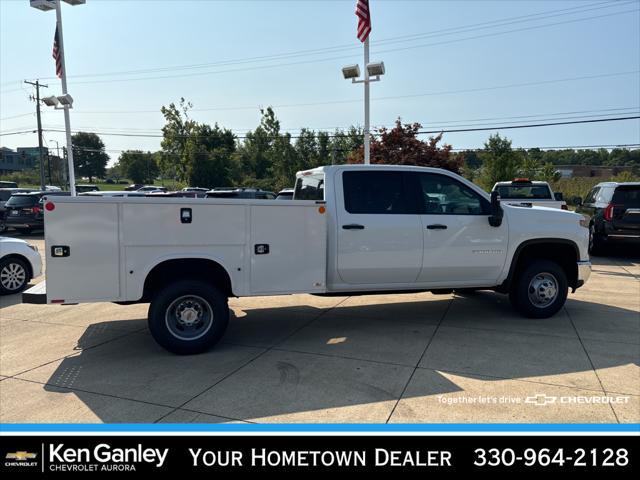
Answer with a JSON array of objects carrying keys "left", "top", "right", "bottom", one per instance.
[
  {"left": 588, "top": 223, "right": 605, "bottom": 256},
  {"left": 148, "top": 280, "right": 229, "bottom": 355},
  {"left": 509, "top": 260, "right": 568, "bottom": 319},
  {"left": 0, "top": 257, "right": 30, "bottom": 295}
]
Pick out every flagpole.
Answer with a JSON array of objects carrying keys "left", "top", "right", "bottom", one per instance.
[
  {"left": 55, "top": 0, "right": 76, "bottom": 196},
  {"left": 363, "top": 37, "right": 370, "bottom": 165}
]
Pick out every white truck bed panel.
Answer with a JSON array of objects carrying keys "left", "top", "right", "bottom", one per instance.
[
  {"left": 250, "top": 204, "right": 327, "bottom": 294},
  {"left": 45, "top": 202, "right": 120, "bottom": 302}
]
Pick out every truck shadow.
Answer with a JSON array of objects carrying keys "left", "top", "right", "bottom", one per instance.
[{"left": 41, "top": 295, "right": 639, "bottom": 423}]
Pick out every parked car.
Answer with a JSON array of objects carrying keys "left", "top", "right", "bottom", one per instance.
[
  {"left": 25, "top": 164, "right": 590, "bottom": 355},
  {"left": 575, "top": 182, "right": 640, "bottom": 255},
  {"left": 206, "top": 187, "right": 276, "bottom": 199},
  {"left": 276, "top": 188, "right": 294, "bottom": 200},
  {"left": 0, "top": 181, "right": 19, "bottom": 189},
  {"left": 182, "top": 187, "right": 209, "bottom": 194},
  {"left": 75, "top": 184, "right": 100, "bottom": 193},
  {"left": 0, "top": 236, "right": 42, "bottom": 295},
  {"left": 137, "top": 186, "right": 168, "bottom": 193},
  {"left": 45, "top": 185, "right": 62, "bottom": 192},
  {"left": 0, "top": 188, "right": 36, "bottom": 233},
  {"left": 124, "top": 184, "right": 144, "bottom": 191},
  {"left": 492, "top": 179, "right": 567, "bottom": 210},
  {"left": 79, "top": 191, "right": 146, "bottom": 198},
  {"left": 4, "top": 191, "right": 70, "bottom": 233}
]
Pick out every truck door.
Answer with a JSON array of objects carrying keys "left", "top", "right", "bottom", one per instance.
[
  {"left": 336, "top": 170, "right": 423, "bottom": 284},
  {"left": 409, "top": 172, "right": 508, "bottom": 285}
]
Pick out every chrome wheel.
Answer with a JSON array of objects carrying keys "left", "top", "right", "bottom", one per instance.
[
  {"left": 527, "top": 272, "right": 558, "bottom": 308},
  {"left": 0, "top": 262, "right": 27, "bottom": 292},
  {"left": 165, "top": 295, "right": 214, "bottom": 341}
]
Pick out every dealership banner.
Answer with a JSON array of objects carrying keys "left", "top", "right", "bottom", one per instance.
[{"left": 0, "top": 435, "right": 635, "bottom": 476}]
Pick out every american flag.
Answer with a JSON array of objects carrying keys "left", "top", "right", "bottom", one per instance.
[
  {"left": 355, "top": 0, "right": 371, "bottom": 43},
  {"left": 52, "top": 26, "right": 62, "bottom": 78}
]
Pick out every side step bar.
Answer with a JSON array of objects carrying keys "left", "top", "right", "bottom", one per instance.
[{"left": 22, "top": 281, "right": 47, "bottom": 305}]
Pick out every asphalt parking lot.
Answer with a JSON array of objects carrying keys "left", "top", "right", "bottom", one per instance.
[{"left": 0, "top": 233, "right": 638, "bottom": 424}]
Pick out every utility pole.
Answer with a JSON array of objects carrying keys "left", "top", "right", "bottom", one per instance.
[{"left": 25, "top": 80, "right": 48, "bottom": 191}]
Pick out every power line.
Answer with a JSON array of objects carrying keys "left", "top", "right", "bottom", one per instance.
[
  {"left": 45, "top": 70, "right": 639, "bottom": 115},
  {"left": 33, "top": 115, "right": 640, "bottom": 139},
  {"left": 9, "top": 0, "right": 626, "bottom": 85},
  {"left": 6, "top": 3, "right": 634, "bottom": 89}
]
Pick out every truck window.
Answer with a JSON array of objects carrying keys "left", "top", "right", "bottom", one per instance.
[
  {"left": 294, "top": 174, "right": 324, "bottom": 200},
  {"left": 612, "top": 185, "right": 640, "bottom": 208},
  {"left": 496, "top": 185, "right": 552, "bottom": 199},
  {"left": 342, "top": 171, "right": 410, "bottom": 214},
  {"left": 417, "top": 173, "right": 487, "bottom": 215}
]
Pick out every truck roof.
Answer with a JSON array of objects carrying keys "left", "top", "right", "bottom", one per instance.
[{"left": 296, "top": 164, "right": 465, "bottom": 177}]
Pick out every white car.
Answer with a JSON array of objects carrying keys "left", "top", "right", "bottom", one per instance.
[
  {"left": 493, "top": 179, "right": 567, "bottom": 210},
  {"left": 0, "top": 236, "right": 42, "bottom": 295}
]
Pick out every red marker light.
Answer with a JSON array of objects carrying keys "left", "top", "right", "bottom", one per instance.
[{"left": 45, "top": 201, "right": 55, "bottom": 212}]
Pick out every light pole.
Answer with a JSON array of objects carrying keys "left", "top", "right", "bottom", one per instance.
[
  {"left": 30, "top": 0, "right": 85, "bottom": 195},
  {"left": 342, "top": 59, "right": 385, "bottom": 165}
]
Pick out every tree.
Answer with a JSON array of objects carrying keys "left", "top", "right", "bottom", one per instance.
[
  {"left": 184, "top": 123, "right": 236, "bottom": 188},
  {"left": 116, "top": 150, "right": 159, "bottom": 184},
  {"left": 71, "top": 132, "right": 109, "bottom": 182},
  {"left": 160, "top": 98, "right": 197, "bottom": 182},
  {"left": 477, "top": 134, "right": 522, "bottom": 190},
  {"left": 348, "top": 119, "right": 461, "bottom": 173}
]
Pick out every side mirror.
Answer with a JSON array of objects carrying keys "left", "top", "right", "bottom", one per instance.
[
  {"left": 488, "top": 190, "right": 503, "bottom": 227},
  {"left": 571, "top": 196, "right": 583, "bottom": 206},
  {"left": 554, "top": 192, "right": 564, "bottom": 201}
]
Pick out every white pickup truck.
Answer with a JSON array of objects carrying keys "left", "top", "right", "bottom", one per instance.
[
  {"left": 24, "top": 165, "right": 591, "bottom": 354},
  {"left": 492, "top": 179, "right": 568, "bottom": 210}
]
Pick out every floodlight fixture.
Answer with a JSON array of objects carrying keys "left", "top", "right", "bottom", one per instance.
[
  {"left": 366, "top": 61, "right": 385, "bottom": 77},
  {"left": 42, "top": 95, "right": 60, "bottom": 107},
  {"left": 30, "top": 0, "right": 56, "bottom": 11},
  {"left": 56, "top": 94, "right": 73, "bottom": 107},
  {"left": 341, "top": 64, "right": 361, "bottom": 80}
]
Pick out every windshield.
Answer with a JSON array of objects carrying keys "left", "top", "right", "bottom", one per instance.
[
  {"left": 294, "top": 173, "right": 324, "bottom": 200},
  {"left": 496, "top": 185, "right": 552, "bottom": 200}
]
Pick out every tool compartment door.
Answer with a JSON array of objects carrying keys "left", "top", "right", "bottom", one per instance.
[
  {"left": 250, "top": 203, "right": 326, "bottom": 294},
  {"left": 45, "top": 200, "right": 120, "bottom": 302}
]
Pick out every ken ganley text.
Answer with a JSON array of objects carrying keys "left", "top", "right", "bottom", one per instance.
[{"left": 190, "top": 448, "right": 452, "bottom": 468}]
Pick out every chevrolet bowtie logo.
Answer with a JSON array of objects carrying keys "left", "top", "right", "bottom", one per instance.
[
  {"left": 6, "top": 451, "right": 37, "bottom": 461},
  {"left": 525, "top": 394, "right": 557, "bottom": 406}
]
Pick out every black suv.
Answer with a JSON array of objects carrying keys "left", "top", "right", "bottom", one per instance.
[
  {"left": 576, "top": 182, "right": 640, "bottom": 254},
  {"left": 4, "top": 191, "right": 70, "bottom": 234}
]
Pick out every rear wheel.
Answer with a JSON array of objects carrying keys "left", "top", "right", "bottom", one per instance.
[
  {"left": 148, "top": 280, "right": 229, "bottom": 355},
  {"left": 0, "top": 257, "right": 30, "bottom": 295},
  {"left": 509, "top": 260, "right": 568, "bottom": 318},
  {"left": 16, "top": 227, "right": 32, "bottom": 235}
]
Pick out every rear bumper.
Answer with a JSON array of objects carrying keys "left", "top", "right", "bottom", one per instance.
[{"left": 576, "top": 261, "right": 591, "bottom": 289}]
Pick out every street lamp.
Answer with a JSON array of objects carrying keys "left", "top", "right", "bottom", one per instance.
[
  {"left": 30, "top": 0, "right": 85, "bottom": 195},
  {"left": 341, "top": 58, "right": 386, "bottom": 164}
]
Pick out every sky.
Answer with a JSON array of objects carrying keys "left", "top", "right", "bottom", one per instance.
[{"left": 1, "top": 0, "right": 639, "bottom": 166}]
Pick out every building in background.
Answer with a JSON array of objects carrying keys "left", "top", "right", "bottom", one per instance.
[
  {"left": 0, "top": 147, "right": 41, "bottom": 174},
  {"left": 556, "top": 164, "right": 635, "bottom": 178}
]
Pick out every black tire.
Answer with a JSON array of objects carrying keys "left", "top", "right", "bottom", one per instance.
[
  {"left": 148, "top": 280, "right": 229, "bottom": 355},
  {"left": 0, "top": 256, "right": 31, "bottom": 295},
  {"left": 17, "top": 227, "right": 32, "bottom": 235},
  {"left": 588, "top": 223, "right": 605, "bottom": 256},
  {"left": 509, "top": 260, "right": 568, "bottom": 319}
]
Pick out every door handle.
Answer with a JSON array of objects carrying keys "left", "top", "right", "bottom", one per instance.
[
  {"left": 426, "top": 224, "right": 448, "bottom": 230},
  {"left": 342, "top": 224, "right": 365, "bottom": 230}
]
